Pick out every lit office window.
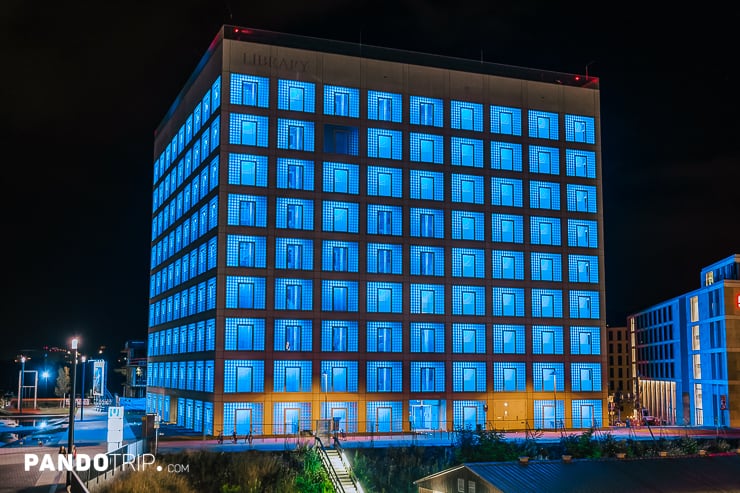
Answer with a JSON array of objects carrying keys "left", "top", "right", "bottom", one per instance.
[
  {"left": 566, "top": 149, "right": 596, "bottom": 178},
  {"left": 410, "top": 96, "right": 443, "bottom": 127},
  {"left": 490, "top": 105, "right": 522, "bottom": 135},
  {"left": 565, "top": 114, "right": 595, "bottom": 144}
]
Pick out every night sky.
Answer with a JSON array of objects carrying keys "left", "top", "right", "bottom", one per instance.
[{"left": 2, "top": 2, "right": 738, "bottom": 387}]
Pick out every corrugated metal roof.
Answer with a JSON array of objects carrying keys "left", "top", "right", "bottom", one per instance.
[{"left": 416, "top": 455, "right": 740, "bottom": 493}]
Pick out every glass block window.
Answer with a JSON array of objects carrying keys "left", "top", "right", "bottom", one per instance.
[
  {"left": 570, "top": 326, "right": 601, "bottom": 355},
  {"left": 410, "top": 170, "right": 444, "bottom": 201},
  {"left": 451, "top": 174, "right": 483, "bottom": 204},
  {"left": 571, "top": 400, "right": 603, "bottom": 428},
  {"left": 409, "top": 96, "right": 443, "bottom": 127},
  {"left": 276, "top": 158, "right": 315, "bottom": 191},
  {"left": 321, "top": 320, "right": 359, "bottom": 352},
  {"left": 452, "top": 286, "right": 485, "bottom": 316},
  {"left": 533, "top": 363, "right": 564, "bottom": 391},
  {"left": 532, "top": 325, "right": 564, "bottom": 354},
  {"left": 229, "top": 73, "right": 269, "bottom": 107},
  {"left": 492, "top": 250, "right": 525, "bottom": 280},
  {"left": 366, "top": 322, "right": 403, "bottom": 352},
  {"left": 229, "top": 114, "right": 269, "bottom": 147},
  {"left": 322, "top": 201, "right": 359, "bottom": 233},
  {"left": 452, "top": 323, "right": 486, "bottom": 353},
  {"left": 364, "top": 401, "right": 403, "bottom": 432},
  {"left": 450, "top": 100, "right": 483, "bottom": 131},
  {"left": 529, "top": 146, "right": 560, "bottom": 175},
  {"left": 367, "top": 204, "right": 403, "bottom": 236},
  {"left": 570, "top": 363, "right": 602, "bottom": 391},
  {"left": 569, "top": 290, "right": 600, "bottom": 319},
  {"left": 490, "top": 105, "right": 522, "bottom": 135},
  {"left": 490, "top": 141, "right": 522, "bottom": 172},
  {"left": 324, "top": 85, "right": 359, "bottom": 117},
  {"left": 452, "top": 362, "right": 486, "bottom": 392},
  {"left": 565, "top": 149, "right": 597, "bottom": 178},
  {"left": 323, "top": 162, "right": 360, "bottom": 194},
  {"left": 452, "top": 248, "right": 485, "bottom": 278},
  {"left": 323, "top": 124, "right": 360, "bottom": 156},
  {"left": 409, "top": 208, "right": 444, "bottom": 238},
  {"left": 450, "top": 137, "right": 484, "bottom": 167},
  {"left": 409, "top": 245, "right": 444, "bottom": 277},
  {"left": 528, "top": 110, "right": 559, "bottom": 140},
  {"left": 565, "top": 114, "right": 596, "bottom": 144},
  {"left": 530, "top": 216, "right": 562, "bottom": 246},
  {"left": 451, "top": 211, "right": 484, "bottom": 241},
  {"left": 366, "top": 361, "right": 403, "bottom": 392},
  {"left": 492, "top": 287, "right": 525, "bottom": 317},
  {"left": 273, "top": 360, "right": 313, "bottom": 392},
  {"left": 410, "top": 323, "right": 445, "bottom": 353},
  {"left": 566, "top": 184, "right": 598, "bottom": 213},
  {"left": 272, "top": 402, "right": 313, "bottom": 435},
  {"left": 368, "top": 90, "right": 402, "bottom": 122},
  {"left": 492, "top": 213, "right": 524, "bottom": 244},
  {"left": 223, "top": 360, "right": 265, "bottom": 393},
  {"left": 530, "top": 181, "right": 560, "bottom": 210},
  {"left": 493, "top": 362, "right": 526, "bottom": 392},
  {"left": 367, "top": 129, "right": 403, "bottom": 160},
  {"left": 225, "top": 276, "right": 266, "bottom": 309},
  {"left": 226, "top": 235, "right": 267, "bottom": 268},
  {"left": 277, "top": 80, "right": 315, "bottom": 112},
  {"left": 567, "top": 219, "right": 598, "bottom": 248},
  {"left": 410, "top": 362, "right": 445, "bottom": 392},
  {"left": 366, "top": 282, "right": 403, "bottom": 313},
  {"left": 367, "top": 166, "right": 403, "bottom": 198},
  {"left": 410, "top": 284, "right": 445, "bottom": 314},
  {"left": 275, "top": 198, "right": 314, "bottom": 230},
  {"left": 277, "top": 119, "right": 315, "bottom": 151},
  {"left": 366, "top": 243, "right": 403, "bottom": 274},
  {"left": 228, "top": 153, "right": 268, "bottom": 187},
  {"left": 321, "top": 240, "right": 359, "bottom": 273},
  {"left": 534, "top": 399, "right": 563, "bottom": 430},
  {"left": 321, "top": 280, "right": 358, "bottom": 312},
  {"left": 211, "top": 76, "right": 221, "bottom": 111},
  {"left": 409, "top": 133, "right": 444, "bottom": 164},
  {"left": 531, "top": 289, "right": 563, "bottom": 318},
  {"left": 530, "top": 252, "right": 563, "bottom": 281},
  {"left": 274, "top": 278, "right": 313, "bottom": 311},
  {"left": 568, "top": 255, "right": 599, "bottom": 283},
  {"left": 491, "top": 177, "right": 523, "bottom": 207},
  {"left": 274, "top": 319, "right": 312, "bottom": 352},
  {"left": 275, "top": 238, "right": 314, "bottom": 271},
  {"left": 224, "top": 318, "right": 265, "bottom": 351}
]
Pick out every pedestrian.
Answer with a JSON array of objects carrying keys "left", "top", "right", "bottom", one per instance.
[
  {"left": 232, "top": 429, "right": 237, "bottom": 444},
  {"left": 217, "top": 431, "right": 223, "bottom": 444},
  {"left": 248, "top": 432, "right": 253, "bottom": 446},
  {"left": 72, "top": 445, "right": 77, "bottom": 460},
  {"left": 58, "top": 445, "right": 65, "bottom": 455}
]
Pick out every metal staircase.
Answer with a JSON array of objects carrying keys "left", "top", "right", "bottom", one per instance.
[{"left": 315, "top": 437, "right": 362, "bottom": 493}]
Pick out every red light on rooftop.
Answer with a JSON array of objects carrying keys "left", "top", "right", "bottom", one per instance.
[{"left": 575, "top": 76, "right": 580, "bottom": 81}]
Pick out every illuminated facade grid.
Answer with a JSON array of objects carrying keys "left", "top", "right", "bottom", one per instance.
[{"left": 146, "top": 25, "right": 606, "bottom": 437}]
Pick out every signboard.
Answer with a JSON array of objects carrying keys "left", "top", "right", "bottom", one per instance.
[
  {"left": 92, "top": 360, "right": 105, "bottom": 396},
  {"left": 107, "top": 406, "right": 124, "bottom": 447}
]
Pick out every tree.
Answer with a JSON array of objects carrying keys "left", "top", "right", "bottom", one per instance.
[{"left": 55, "top": 367, "right": 70, "bottom": 399}]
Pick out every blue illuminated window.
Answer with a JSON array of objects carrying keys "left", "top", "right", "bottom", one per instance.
[
  {"left": 568, "top": 255, "right": 598, "bottom": 283},
  {"left": 571, "top": 363, "right": 601, "bottom": 391},
  {"left": 367, "top": 205, "right": 402, "bottom": 236},
  {"left": 452, "top": 362, "right": 486, "bottom": 392},
  {"left": 278, "top": 80, "right": 315, "bottom": 112},
  {"left": 490, "top": 105, "right": 522, "bottom": 135},
  {"left": 452, "top": 286, "right": 485, "bottom": 316},
  {"left": 491, "top": 177, "right": 523, "bottom": 207},
  {"left": 492, "top": 214, "right": 523, "bottom": 243},
  {"left": 569, "top": 290, "right": 600, "bottom": 319},
  {"left": 530, "top": 216, "right": 561, "bottom": 246},
  {"left": 275, "top": 158, "right": 314, "bottom": 191},
  {"left": 368, "top": 129, "right": 402, "bottom": 160},
  {"left": 367, "top": 243, "right": 402, "bottom": 274},
  {"left": 565, "top": 114, "right": 596, "bottom": 144},
  {"left": 492, "top": 250, "right": 524, "bottom": 280},
  {"left": 451, "top": 174, "right": 483, "bottom": 204},
  {"left": 493, "top": 287, "right": 524, "bottom": 317},
  {"left": 566, "top": 184, "right": 597, "bottom": 213},
  {"left": 368, "top": 90, "right": 402, "bottom": 122},
  {"left": 534, "top": 363, "right": 563, "bottom": 392},
  {"left": 410, "top": 245, "right": 444, "bottom": 276},
  {"left": 322, "top": 201, "right": 359, "bottom": 233},
  {"left": 277, "top": 119, "right": 314, "bottom": 152},
  {"left": 528, "top": 110, "right": 559, "bottom": 140},
  {"left": 532, "top": 289, "right": 563, "bottom": 318},
  {"left": 322, "top": 240, "right": 358, "bottom": 272},
  {"left": 453, "top": 324, "right": 486, "bottom": 354},
  {"left": 367, "top": 166, "right": 403, "bottom": 197},
  {"left": 227, "top": 235, "right": 266, "bottom": 268},
  {"left": 530, "top": 252, "right": 562, "bottom": 282},
  {"left": 529, "top": 146, "right": 560, "bottom": 175},
  {"left": 321, "top": 321, "right": 359, "bottom": 352},
  {"left": 411, "top": 323, "right": 444, "bottom": 353},
  {"left": 274, "top": 238, "right": 313, "bottom": 271},
  {"left": 409, "top": 133, "right": 444, "bottom": 164},
  {"left": 451, "top": 101, "right": 483, "bottom": 131},
  {"left": 452, "top": 211, "right": 484, "bottom": 241},
  {"left": 451, "top": 137, "right": 483, "bottom": 167},
  {"left": 228, "top": 194, "right": 267, "bottom": 227},
  {"left": 570, "top": 326, "right": 600, "bottom": 355},
  {"left": 230, "top": 114, "right": 269, "bottom": 147},
  {"left": 530, "top": 181, "right": 560, "bottom": 210},
  {"left": 367, "top": 362, "right": 401, "bottom": 392},
  {"left": 366, "top": 322, "right": 402, "bottom": 353},
  {"left": 230, "top": 74, "right": 270, "bottom": 108},
  {"left": 410, "top": 208, "right": 444, "bottom": 238},
  {"left": 324, "top": 85, "right": 359, "bottom": 117},
  {"left": 494, "top": 362, "right": 526, "bottom": 392},
  {"left": 451, "top": 248, "right": 484, "bottom": 278},
  {"left": 323, "top": 124, "right": 359, "bottom": 156},
  {"left": 226, "top": 276, "right": 265, "bottom": 309},
  {"left": 410, "top": 170, "right": 444, "bottom": 201},
  {"left": 568, "top": 219, "right": 598, "bottom": 248},
  {"left": 323, "top": 162, "right": 359, "bottom": 194},
  {"left": 411, "top": 284, "right": 445, "bottom": 314},
  {"left": 566, "top": 149, "right": 597, "bottom": 178},
  {"left": 274, "top": 279, "right": 312, "bottom": 311},
  {"left": 367, "top": 282, "right": 403, "bottom": 313},
  {"left": 493, "top": 324, "right": 525, "bottom": 354},
  {"left": 410, "top": 96, "right": 443, "bottom": 127},
  {"left": 275, "top": 198, "right": 313, "bottom": 230}
]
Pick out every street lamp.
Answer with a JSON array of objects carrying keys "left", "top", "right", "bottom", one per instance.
[
  {"left": 67, "top": 337, "right": 79, "bottom": 488},
  {"left": 321, "top": 371, "right": 328, "bottom": 420},
  {"left": 18, "top": 356, "right": 26, "bottom": 414},
  {"left": 553, "top": 371, "right": 557, "bottom": 430},
  {"left": 80, "top": 356, "right": 87, "bottom": 421},
  {"left": 42, "top": 371, "right": 50, "bottom": 398}
]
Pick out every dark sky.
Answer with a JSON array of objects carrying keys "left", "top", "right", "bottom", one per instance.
[{"left": 2, "top": 2, "right": 738, "bottom": 386}]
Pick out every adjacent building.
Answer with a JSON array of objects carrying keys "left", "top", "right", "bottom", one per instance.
[
  {"left": 628, "top": 254, "right": 740, "bottom": 427},
  {"left": 146, "top": 25, "right": 606, "bottom": 437},
  {"left": 606, "top": 325, "right": 633, "bottom": 424}
]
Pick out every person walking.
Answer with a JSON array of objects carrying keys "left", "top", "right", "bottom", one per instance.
[{"left": 232, "top": 429, "right": 237, "bottom": 444}]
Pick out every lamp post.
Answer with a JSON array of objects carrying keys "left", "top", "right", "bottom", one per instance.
[
  {"left": 18, "top": 356, "right": 26, "bottom": 414},
  {"left": 67, "top": 337, "right": 79, "bottom": 488},
  {"left": 42, "top": 371, "right": 49, "bottom": 398},
  {"left": 321, "top": 371, "right": 328, "bottom": 420},
  {"left": 80, "top": 356, "right": 87, "bottom": 421},
  {"left": 553, "top": 372, "right": 557, "bottom": 430}
]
